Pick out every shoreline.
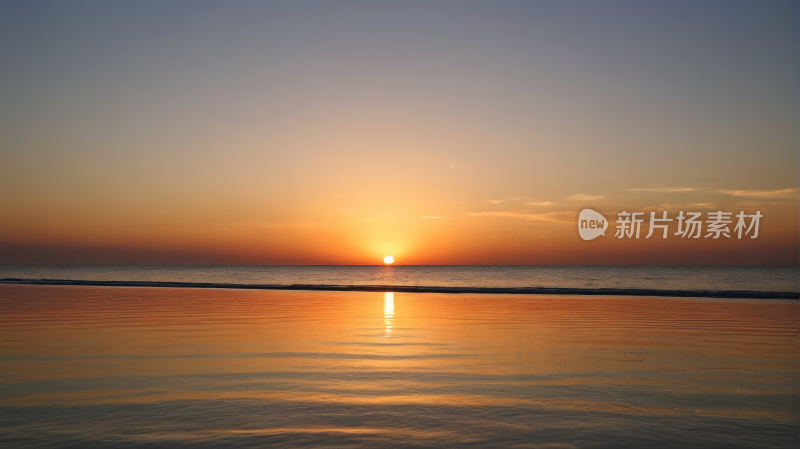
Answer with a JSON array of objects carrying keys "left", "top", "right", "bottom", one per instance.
[{"left": 1, "top": 278, "right": 796, "bottom": 300}]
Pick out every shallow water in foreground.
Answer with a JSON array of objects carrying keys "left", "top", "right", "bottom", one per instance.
[{"left": 0, "top": 285, "right": 797, "bottom": 448}]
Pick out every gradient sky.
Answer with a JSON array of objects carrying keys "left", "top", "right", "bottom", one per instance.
[{"left": 1, "top": 0, "right": 796, "bottom": 265}]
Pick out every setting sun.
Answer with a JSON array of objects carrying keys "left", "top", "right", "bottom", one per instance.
[{"left": 383, "top": 255, "right": 394, "bottom": 264}]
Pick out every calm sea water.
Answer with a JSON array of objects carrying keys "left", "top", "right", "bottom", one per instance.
[
  {"left": 0, "top": 265, "right": 798, "bottom": 293},
  {"left": 0, "top": 284, "right": 798, "bottom": 448}
]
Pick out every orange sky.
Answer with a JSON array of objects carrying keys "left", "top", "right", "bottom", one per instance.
[{"left": 0, "top": 2, "right": 796, "bottom": 265}]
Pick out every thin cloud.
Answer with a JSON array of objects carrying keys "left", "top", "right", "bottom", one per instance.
[
  {"left": 418, "top": 216, "right": 447, "bottom": 219},
  {"left": 487, "top": 197, "right": 528, "bottom": 204},
  {"left": 525, "top": 202, "right": 553, "bottom": 206},
  {"left": 628, "top": 187, "right": 697, "bottom": 192},
  {"left": 717, "top": 188, "right": 797, "bottom": 198},
  {"left": 658, "top": 203, "right": 715, "bottom": 210},
  {"left": 254, "top": 222, "right": 321, "bottom": 228},
  {"left": 567, "top": 194, "right": 603, "bottom": 201},
  {"left": 464, "top": 211, "right": 571, "bottom": 223}
]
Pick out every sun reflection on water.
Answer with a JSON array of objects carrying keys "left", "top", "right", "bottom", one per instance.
[{"left": 383, "top": 292, "right": 394, "bottom": 336}]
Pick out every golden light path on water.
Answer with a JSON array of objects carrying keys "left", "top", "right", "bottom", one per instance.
[{"left": 384, "top": 292, "right": 394, "bottom": 336}]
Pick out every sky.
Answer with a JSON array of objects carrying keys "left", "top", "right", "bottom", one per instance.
[{"left": 0, "top": 0, "right": 796, "bottom": 265}]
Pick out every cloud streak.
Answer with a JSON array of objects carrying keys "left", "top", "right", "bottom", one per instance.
[
  {"left": 487, "top": 197, "right": 528, "bottom": 204},
  {"left": 628, "top": 187, "right": 697, "bottom": 192},
  {"left": 658, "top": 203, "right": 716, "bottom": 210},
  {"left": 525, "top": 202, "right": 553, "bottom": 206},
  {"left": 567, "top": 194, "right": 603, "bottom": 201},
  {"left": 464, "top": 211, "right": 571, "bottom": 223},
  {"left": 717, "top": 188, "right": 797, "bottom": 198}
]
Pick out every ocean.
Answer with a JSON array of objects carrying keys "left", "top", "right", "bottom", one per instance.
[
  {"left": 0, "top": 265, "right": 798, "bottom": 293},
  {"left": 0, "top": 266, "right": 798, "bottom": 448}
]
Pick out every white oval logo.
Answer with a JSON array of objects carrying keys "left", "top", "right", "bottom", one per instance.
[{"left": 578, "top": 209, "right": 608, "bottom": 240}]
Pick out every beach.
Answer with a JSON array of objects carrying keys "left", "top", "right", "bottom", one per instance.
[{"left": 1, "top": 284, "right": 797, "bottom": 448}]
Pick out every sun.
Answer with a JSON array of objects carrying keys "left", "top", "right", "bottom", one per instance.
[{"left": 383, "top": 255, "right": 394, "bottom": 264}]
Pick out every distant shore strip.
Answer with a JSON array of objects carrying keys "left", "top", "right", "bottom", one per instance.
[{"left": 0, "top": 278, "right": 797, "bottom": 300}]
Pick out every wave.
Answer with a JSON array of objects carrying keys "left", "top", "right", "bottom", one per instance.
[{"left": 1, "top": 278, "right": 796, "bottom": 299}]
